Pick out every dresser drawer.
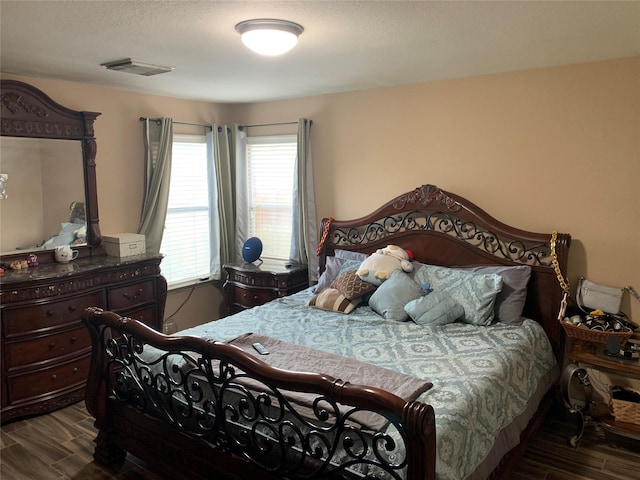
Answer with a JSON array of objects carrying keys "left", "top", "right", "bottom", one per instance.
[
  {"left": 5, "top": 325, "right": 91, "bottom": 370},
  {"left": 7, "top": 354, "right": 90, "bottom": 403},
  {"left": 2, "top": 291, "right": 104, "bottom": 337},
  {"left": 108, "top": 280, "right": 155, "bottom": 310},
  {"left": 232, "top": 285, "right": 277, "bottom": 309},
  {"left": 120, "top": 305, "right": 158, "bottom": 330}
]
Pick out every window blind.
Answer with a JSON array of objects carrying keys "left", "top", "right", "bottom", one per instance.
[
  {"left": 160, "top": 135, "right": 211, "bottom": 287},
  {"left": 246, "top": 135, "right": 296, "bottom": 261}
]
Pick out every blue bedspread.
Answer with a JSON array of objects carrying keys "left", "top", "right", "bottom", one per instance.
[{"left": 177, "top": 288, "right": 557, "bottom": 480}]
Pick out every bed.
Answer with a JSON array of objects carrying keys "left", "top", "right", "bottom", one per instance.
[{"left": 83, "top": 183, "right": 571, "bottom": 480}]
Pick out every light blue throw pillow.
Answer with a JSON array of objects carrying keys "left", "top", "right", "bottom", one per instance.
[
  {"left": 414, "top": 264, "right": 502, "bottom": 326},
  {"left": 459, "top": 265, "right": 531, "bottom": 325},
  {"left": 404, "top": 291, "right": 465, "bottom": 326},
  {"left": 334, "top": 249, "right": 369, "bottom": 262},
  {"left": 368, "top": 270, "right": 424, "bottom": 321}
]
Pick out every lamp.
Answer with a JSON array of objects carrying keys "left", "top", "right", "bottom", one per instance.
[{"left": 235, "top": 19, "right": 304, "bottom": 56}]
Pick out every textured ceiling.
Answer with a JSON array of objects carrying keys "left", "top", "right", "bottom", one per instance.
[{"left": 1, "top": 1, "right": 638, "bottom": 104}]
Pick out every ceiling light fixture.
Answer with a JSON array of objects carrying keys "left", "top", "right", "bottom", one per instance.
[
  {"left": 235, "top": 19, "right": 304, "bottom": 56},
  {"left": 100, "top": 58, "right": 174, "bottom": 76}
]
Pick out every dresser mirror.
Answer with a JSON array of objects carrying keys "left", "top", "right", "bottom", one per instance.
[{"left": 0, "top": 79, "right": 102, "bottom": 262}]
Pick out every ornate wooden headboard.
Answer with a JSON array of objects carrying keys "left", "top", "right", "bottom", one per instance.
[{"left": 317, "top": 184, "right": 571, "bottom": 359}]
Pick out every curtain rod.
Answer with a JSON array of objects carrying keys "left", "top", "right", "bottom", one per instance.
[
  {"left": 140, "top": 117, "right": 311, "bottom": 129},
  {"left": 139, "top": 117, "right": 212, "bottom": 129},
  {"left": 242, "top": 120, "right": 312, "bottom": 128}
]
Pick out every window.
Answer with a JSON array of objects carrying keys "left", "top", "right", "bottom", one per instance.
[
  {"left": 246, "top": 135, "right": 296, "bottom": 261},
  {"left": 160, "top": 134, "right": 211, "bottom": 287}
]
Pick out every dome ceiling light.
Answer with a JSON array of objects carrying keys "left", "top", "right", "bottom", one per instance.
[{"left": 235, "top": 19, "right": 304, "bottom": 56}]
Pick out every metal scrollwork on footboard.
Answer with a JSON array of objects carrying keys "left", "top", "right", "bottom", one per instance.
[{"left": 96, "top": 324, "right": 411, "bottom": 479}]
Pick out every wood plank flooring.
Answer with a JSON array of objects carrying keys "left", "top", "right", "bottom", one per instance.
[{"left": 1, "top": 402, "right": 639, "bottom": 479}]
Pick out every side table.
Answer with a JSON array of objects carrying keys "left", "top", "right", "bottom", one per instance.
[
  {"left": 561, "top": 337, "right": 640, "bottom": 446},
  {"left": 223, "top": 261, "right": 309, "bottom": 315}
]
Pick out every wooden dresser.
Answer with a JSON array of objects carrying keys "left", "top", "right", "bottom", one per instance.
[{"left": 0, "top": 254, "right": 167, "bottom": 424}]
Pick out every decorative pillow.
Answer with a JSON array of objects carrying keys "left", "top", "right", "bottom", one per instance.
[
  {"left": 368, "top": 270, "right": 424, "bottom": 321},
  {"left": 414, "top": 264, "right": 502, "bottom": 326},
  {"left": 459, "top": 265, "right": 531, "bottom": 325},
  {"left": 315, "top": 258, "right": 364, "bottom": 293},
  {"left": 404, "top": 291, "right": 465, "bottom": 326},
  {"left": 307, "top": 288, "right": 361, "bottom": 314},
  {"left": 330, "top": 270, "right": 375, "bottom": 301}
]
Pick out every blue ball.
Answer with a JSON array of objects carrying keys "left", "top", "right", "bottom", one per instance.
[{"left": 242, "top": 237, "right": 263, "bottom": 263}]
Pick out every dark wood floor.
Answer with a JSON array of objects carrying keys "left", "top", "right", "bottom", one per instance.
[{"left": 1, "top": 401, "right": 639, "bottom": 480}]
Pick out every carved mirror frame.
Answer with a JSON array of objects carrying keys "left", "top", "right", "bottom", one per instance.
[{"left": 0, "top": 79, "right": 103, "bottom": 263}]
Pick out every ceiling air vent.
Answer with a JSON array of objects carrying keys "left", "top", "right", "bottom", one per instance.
[{"left": 100, "top": 58, "right": 174, "bottom": 76}]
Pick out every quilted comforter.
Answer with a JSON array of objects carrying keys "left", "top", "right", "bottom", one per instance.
[{"left": 177, "top": 288, "right": 558, "bottom": 480}]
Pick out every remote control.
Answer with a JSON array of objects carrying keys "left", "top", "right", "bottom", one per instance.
[{"left": 252, "top": 342, "right": 269, "bottom": 355}]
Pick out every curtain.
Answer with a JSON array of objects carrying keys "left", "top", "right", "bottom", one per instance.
[
  {"left": 206, "top": 128, "right": 220, "bottom": 279},
  {"left": 233, "top": 126, "right": 249, "bottom": 261},
  {"left": 289, "top": 118, "right": 318, "bottom": 282},
  {"left": 211, "top": 125, "right": 237, "bottom": 275},
  {"left": 138, "top": 118, "right": 173, "bottom": 254}
]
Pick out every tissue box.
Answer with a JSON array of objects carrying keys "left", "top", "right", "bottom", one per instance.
[{"left": 103, "top": 233, "right": 146, "bottom": 258}]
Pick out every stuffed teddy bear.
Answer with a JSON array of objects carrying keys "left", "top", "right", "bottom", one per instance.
[{"left": 356, "top": 244, "right": 414, "bottom": 286}]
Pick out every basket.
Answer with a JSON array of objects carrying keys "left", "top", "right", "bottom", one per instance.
[
  {"left": 611, "top": 399, "right": 640, "bottom": 426},
  {"left": 560, "top": 320, "right": 633, "bottom": 347}
]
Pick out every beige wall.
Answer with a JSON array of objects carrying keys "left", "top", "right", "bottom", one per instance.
[
  {"left": 232, "top": 56, "right": 640, "bottom": 321},
  {"left": 3, "top": 55, "right": 639, "bottom": 325}
]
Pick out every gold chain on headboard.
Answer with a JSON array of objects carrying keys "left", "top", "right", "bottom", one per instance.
[{"left": 550, "top": 231, "right": 570, "bottom": 294}]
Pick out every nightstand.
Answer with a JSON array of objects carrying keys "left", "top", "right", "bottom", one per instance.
[
  {"left": 561, "top": 337, "right": 640, "bottom": 446},
  {"left": 223, "top": 261, "right": 309, "bottom": 315}
]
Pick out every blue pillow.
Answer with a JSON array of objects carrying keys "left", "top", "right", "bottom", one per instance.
[
  {"left": 404, "top": 291, "right": 464, "bottom": 326},
  {"left": 414, "top": 264, "right": 502, "bottom": 326},
  {"left": 368, "top": 270, "right": 424, "bottom": 321},
  {"left": 459, "top": 265, "right": 531, "bottom": 325},
  {"left": 334, "top": 249, "right": 369, "bottom": 262}
]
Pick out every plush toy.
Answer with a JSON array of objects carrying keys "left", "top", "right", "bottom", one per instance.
[{"left": 356, "top": 244, "right": 414, "bottom": 286}]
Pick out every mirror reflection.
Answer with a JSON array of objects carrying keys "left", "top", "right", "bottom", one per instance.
[{"left": 0, "top": 137, "right": 86, "bottom": 254}]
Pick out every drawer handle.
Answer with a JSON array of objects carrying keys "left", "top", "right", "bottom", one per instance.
[
  {"left": 51, "top": 374, "right": 57, "bottom": 380},
  {"left": 46, "top": 310, "right": 54, "bottom": 317},
  {"left": 73, "top": 367, "right": 78, "bottom": 374},
  {"left": 70, "top": 336, "right": 77, "bottom": 344},
  {"left": 123, "top": 289, "right": 143, "bottom": 301},
  {"left": 49, "top": 342, "right": 56, "bottom": 350},
  {"left": 68, "top": 305, "right": 76, "bottom": 312}
]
